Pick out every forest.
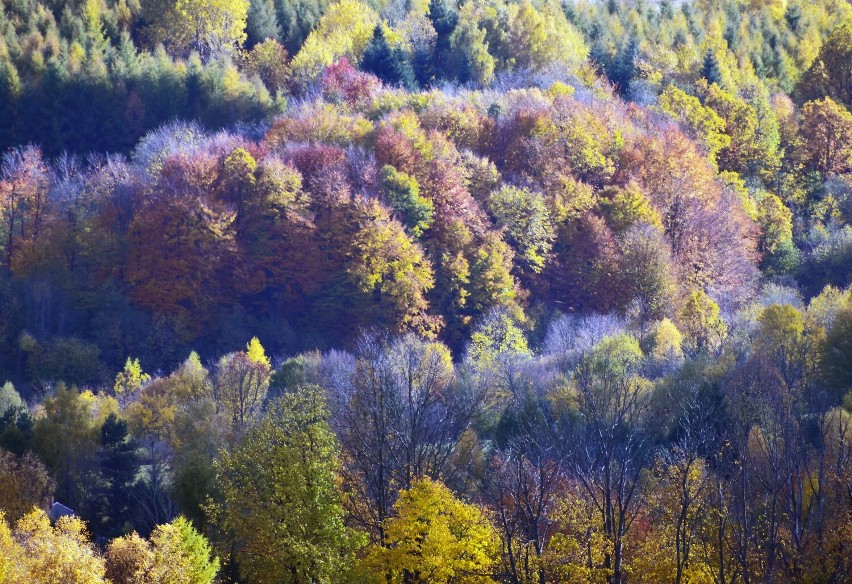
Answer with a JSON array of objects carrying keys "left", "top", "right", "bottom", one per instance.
[{"left": 0, "top": 0, "right": 851, "bottom": 582}]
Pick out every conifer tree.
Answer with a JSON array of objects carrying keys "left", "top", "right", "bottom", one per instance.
[
  {"left": 701, "top": 49, "right": 723, "bottom": 86},
  {"left": 361, "top": 25, "right": 418, "bottom": 90}
]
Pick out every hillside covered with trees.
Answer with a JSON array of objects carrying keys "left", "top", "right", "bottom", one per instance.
[{"left": 0, "top": 0, "right": 851, "bottom": 582}]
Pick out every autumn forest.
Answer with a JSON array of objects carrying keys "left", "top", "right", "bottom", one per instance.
[{"left": 0, "top": 0, "right": 851, "bottom": 582}]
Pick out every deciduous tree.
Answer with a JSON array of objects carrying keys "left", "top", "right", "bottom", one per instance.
[
  {"left": 213, "top": 385, "right": 356, "bottom": 583},
  {"left": 362, "top": 478, "right": 498, "bottom": 583},
  {"left": 800, "top": 97, "right": 852, "bottom": 175}
]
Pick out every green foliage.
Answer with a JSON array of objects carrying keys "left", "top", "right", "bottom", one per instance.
[
  {"left": 507, "top": 1, "right": 588, "bottom": 73},
  {"left": 823, "top": 307, "right": 852, "bottom": 396},
  {"left": 658, "top": 84, "right": 730, "bottom": 163},
  {"left": 799, "top": 17, "right": 852, "bottom": 107},
  {"left": 584, "top": 333, "right": 644, "bottom": 381},
  {"left": 618, "top": 223, "right": 676, "bottom": 331},
  {"left": 703, "top": 81, "right": 781, "bottom": 178},
  {"left": 701, "top": 49, "right": 724, "bottom": 86},
  {"left": 246, "top": 0, "right": 281, "bottom": 48},
  {"left": 148, "top": 516, "right": 219, "bottom": 584},
  {"left": 680, "top": 290, "right": 728, "bottom": 355},
  {"left": 800, "top": 97, "right": 852, "bottom": 175},
  {"left": 380, "top": 165, "right": 433, "bottom": 237},
  {"left": 27, "top": 337, "right": 104, "bottom": 386},
  {"left": 0, "top": 449, "right": 54, "bottom": 524},
  {"left": 487, "top": 186, "right": 554, "bottom": 273},
  {"left": 0, "top": 3, "right": 850, "bottom": 583},
  {"left": 757, "top": 192, "right": 798, "bottom": 275},
  {"left": 649, "top": 318, "right": 684, "bottom": 363},
  {"left": 599, "top": 183, "right": 662, "bottom": 233},
  {"left": 469, "top": 308, "right": 529, "bottom": 364},
  {"left": 34, "top": 386, "right": 116, "bottom": 510},
  {"left": 244, "top": 38, "right": 291, "bottom": 93},
  {"left": 0, "top": 383, "right": 24, "bottom": 418},
  {"left": 87, "top": 414, "right": 139, "bottom": 538},
  {"left": 362, "top": 25, "right": 417, "bottom": 90},
  {"left": 212, "top": 385, "right": 359, "bottom": 583},
  {"left": 104, "top": 516, "right": 220, "bottom": 584},
  {"left": 449, "top": 3, "right": 495, "bottom": 85},
  {"left": 349, "top": 200, "right": 436, "bottom": 335}
]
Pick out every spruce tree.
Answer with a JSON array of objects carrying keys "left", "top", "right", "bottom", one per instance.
[
  {"left": 702, "top": 48, "right": 723, "bottom": 86},
  {"left": 87, "top": 414, "right": 139, "bottom": 538},
  {"left": 428, "top": 0, "right": 458, "bottom": 82},
  {"left": 609, "top": 35, "right": 638, "bottom": 94},
  {"left": 361, "top": 25, "right": 417, "bottom": 90}
]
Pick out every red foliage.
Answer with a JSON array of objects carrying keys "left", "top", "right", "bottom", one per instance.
[
  {"left": 537, "top": 213, "right": 621, "bottom": 313},
  {"left": 321, "top": 59, "right": 381, "bottom": 108},
  {"left": 373, "top": 124, "right": 421, "bottom": 175},
  {"left": 619, "top": 128, "right": 759, "bottom": 303},
  {"left": 421, "top": 159, "right": 487, "bottom": 242},
  {"left": 491, "top": 107, "right": 553, "bottom": 186},
  {"left": 283, "top": 144, "right": 349, "bottom": 194}
]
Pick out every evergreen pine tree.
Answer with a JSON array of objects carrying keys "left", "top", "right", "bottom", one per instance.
[
  {"left": 0, "top": 62, "right": 21, "bottom": 150},
  {"left": 361, "top": 25, "right": 418, "bottom": 90},
  {"left": 247, "top": 0, "right": 281, "bottom": 48},
  {"left": 609, "top": 34, "right": 638, "bottom": 94},
  {"left": 702, "top": 48, "right": 723, "bottom": 86},
  {"left": 87, "top": 414, "right": 139, "bottom": 538},
  {"left": 428, "top": 0, "right": 458, "bottom": 82}
]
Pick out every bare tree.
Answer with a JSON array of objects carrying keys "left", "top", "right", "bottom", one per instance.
[
  {"left": 327, "top": 332, "right": 486, "bottom": 543},
  {"left": 571, "top": 335, "right": 652, "bottom": 584}
]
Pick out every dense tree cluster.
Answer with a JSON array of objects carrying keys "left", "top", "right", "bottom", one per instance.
[
  {"left": 0, "top": 508, "right": 218, "bottom": 584},
  {"left": 0, "top": 0, "right": 851, "bottom": 582},
  {"left": 5, "top": 0, "right": 848, "bottom": 154},
  {"left": 2, "top": 286, "right": 852, "bottom": 582},
  {"left": 0, "top": 40, "right": 850, "bottom": 377}
]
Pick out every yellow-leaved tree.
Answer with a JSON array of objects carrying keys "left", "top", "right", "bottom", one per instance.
[
  {"left": 114, "top": 357, "right": 151, "bottom": 396},
  {"left": 362, "top": 478, "right": 498, "bottom": 583},
  {"left": 167, "top": 0, "right": 249, "bottom": 59},
  {"left": 290, "top": 0, "right": 379, "bottom": 85},
  {"left": 13, "top": 509, "right": 107, "bottom": 584},
  {"left": 0, "top": 512, "right": 25, "bottom": 584}
]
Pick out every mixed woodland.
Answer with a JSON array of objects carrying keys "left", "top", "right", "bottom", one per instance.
[{"left": 0, "top": 0, "right": 852, "bottom": 582}]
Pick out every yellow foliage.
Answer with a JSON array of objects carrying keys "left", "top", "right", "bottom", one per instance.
[
  {"left": 267, "top": 103, "right": 374, "bottom": 146},
  {"left": 544, "top": 485, "right": 613, "bottom": 583},
  {"left": 350, "top": 200, "right": 435, "bottom": 335},
  {"left": 245, "top": 336, "right": 270, "bottom": 367},
  {"left": 363, "top": 478, "right": 498, "bottom": 583},
  {"left": 546, "top": 81, "right": 576, "bottom": 100},
  {"left": 104, "top": 532, "right": 154, "bottom": 584},
  {"left": 650, "top": 318, "right": 684, "bottom": 362},
  {"left": 0, "top": 512, "right": 25, "bottom": 584},
  {"left": 600, "top": 181, "right": 663, "bottom": 232},
  {"left": 15, "top": 509, "right": 107, "bottom": 584},
  {"left": 169, "top": 0, "right": 249, "bottom": 58},
  {"left": 547, "top": 175, "right": 597, "bottom": 222},
  {"left": 658, "top": 83, "right": 730, "bottom": 163},
  {"left": 680, "top": 290, "right": 728, "bottom": 354},
  {"left": 630, "top": 455, "right": 717, "bottom": 584},
  {"left": 114, "top": 357, "right": 151, "bottom": 395},
  {"left": 291, "top": 0, "right": 379, "bottom": 84}
]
